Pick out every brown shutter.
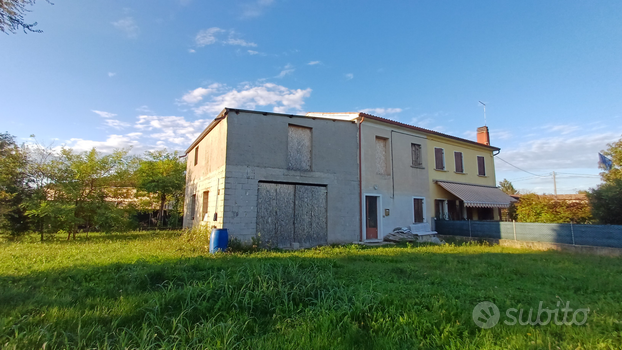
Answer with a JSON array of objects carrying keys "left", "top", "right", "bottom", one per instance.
[
  {"left": 454, "top": 152, "right": 463, "bottom": 173},
  {"left": 477, "top": 156, "right": 486, "bottom": 176},
  {"left": 413, "top": 198, "right": 424, "bottom": 223},
  {"left": 194, "top": 146, "right": 199, "bottom": 166},
  {"left": 435, "top": 148, "right": 444, "bottom": 170}
]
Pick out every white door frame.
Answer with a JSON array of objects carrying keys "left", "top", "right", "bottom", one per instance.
[{"left": 362, "top": 193, "right": 382, "bottom": 242}]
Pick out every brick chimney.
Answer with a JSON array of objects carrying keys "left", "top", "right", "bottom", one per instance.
[{"left": 477, "top": 126, "right": 490, "bottom": 146}]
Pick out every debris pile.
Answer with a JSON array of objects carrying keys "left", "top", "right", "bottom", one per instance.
[{"left": 383, "top": 227, "right": 445, "bottom": 245}]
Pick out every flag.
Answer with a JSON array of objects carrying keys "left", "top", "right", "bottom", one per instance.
[{"left": 598, "top": 153, "right": 613, "bottom": 171}]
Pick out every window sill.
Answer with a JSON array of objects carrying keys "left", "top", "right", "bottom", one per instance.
[
  {"left": 434, "top": 169, "right": 448, "bottom": 172},
  {"left": 478, "top": 174, "right": 488, "bottom": 177},
  {"left": 411, "top": 165, "right": 425, "bottom": 169},
  {"left": 454, "top": 172, "right": 467, "bottom": 175}
]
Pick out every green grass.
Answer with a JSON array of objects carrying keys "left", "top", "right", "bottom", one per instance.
[{"left": 1, "top": 232, "right": 621, "bottom": 349}]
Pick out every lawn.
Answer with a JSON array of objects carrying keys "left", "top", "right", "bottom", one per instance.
[{"left": 1, "top": 231, "right": 621, "bottom": 349}]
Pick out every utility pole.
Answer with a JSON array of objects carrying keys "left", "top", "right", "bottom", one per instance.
[{"left": 552, "top": 171, "right": 557, "bottom": 199}]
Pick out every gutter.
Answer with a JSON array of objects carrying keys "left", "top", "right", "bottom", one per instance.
[{"left": 358, "top": 114, "right": 365, "bottom": 242}]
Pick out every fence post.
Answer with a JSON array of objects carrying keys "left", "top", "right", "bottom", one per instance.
[
  {"left": 468, "top": 219, "right": 472, "bottom": 238},
  {"left": 513, "top": 220, "right": 517, "bottom": 241},
  {"left": 571, "top": 222, "right": 575, "bottom": 246}
]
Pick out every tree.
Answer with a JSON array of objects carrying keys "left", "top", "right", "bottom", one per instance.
[
  {"left": 0, "top": 0, "right": 51, "bottom": 34},
  {"left": 136, "top": 150, "right": 185, "bottom": 227},
  {"left": 0, "top": 132, "right": 29, "bottom": 234},
  {"left": 587, "top": 179, "right": 622, "bottom": 225},
  {"left": 499, "top": 178, "right": 518, "bottom": 195},
  {"left": 600, "top": 135, "right": 622, "bottom": 183}
]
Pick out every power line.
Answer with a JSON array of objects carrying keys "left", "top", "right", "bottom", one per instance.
[{"left": 495, "top": 156, "right": 549, "bottom": 177}]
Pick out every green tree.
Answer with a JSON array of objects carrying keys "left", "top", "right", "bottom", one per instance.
[
  {"left": 587, "top": 179, "right": 622, "bottom": 225},
  {"left": 600, "top": 135, "right": 622, "bottom": 183},
  {"left": 136, "top": 150, "right": 185, "bottom": 227},
  {"left": 499, "top": 178, "right": 518, "bottom": 195},
  {"left": 0, "top": 132, "right": 29, "bottom": 234},
  {"left": 0, "top": 0, "right": 51, "bottom": 34}
]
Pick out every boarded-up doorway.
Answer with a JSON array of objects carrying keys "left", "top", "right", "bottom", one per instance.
[{"left": 256, "top": 182, "right": 327, "bottom": 248}]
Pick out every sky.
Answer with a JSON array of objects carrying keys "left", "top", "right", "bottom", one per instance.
[{"left": 1, "top": 0, "right": 621, "bottom": 194}]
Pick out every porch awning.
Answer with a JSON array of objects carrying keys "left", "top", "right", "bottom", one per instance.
[{"left": 436, "top": 181, "right": 517, "bottom": 208}]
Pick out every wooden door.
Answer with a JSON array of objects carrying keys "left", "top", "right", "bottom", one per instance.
[{"left": 365, "top": 196, "right": 378, "bottom": 240}]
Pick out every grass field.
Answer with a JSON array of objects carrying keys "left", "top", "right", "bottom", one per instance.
[{"left": 1, "top": 231, "right": 621, "bottom": 349}]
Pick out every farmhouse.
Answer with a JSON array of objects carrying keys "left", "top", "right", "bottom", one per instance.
[{"left": 184, "top": 108, "right": 515, "bottom": 246}]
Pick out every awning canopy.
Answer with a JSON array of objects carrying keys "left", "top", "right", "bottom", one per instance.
[{"left": 436, "top": 181, "right": 517, "bottom": 208}]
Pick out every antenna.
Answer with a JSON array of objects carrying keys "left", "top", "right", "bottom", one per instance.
[{"left": 478, "top": 101, "right": 487, "bottom": 126}]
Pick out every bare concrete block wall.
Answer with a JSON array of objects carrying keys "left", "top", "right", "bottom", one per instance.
[{"left": 222, "top": 111, "right": 360, "bottom": 244}]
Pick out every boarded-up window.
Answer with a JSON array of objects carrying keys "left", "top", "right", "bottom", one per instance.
[
  {"left": 376, "top": 137, "right": 390, "bottom": 175},
  {"left": 411, "top": 143, "right": 422, "bottom": 167},
  {"left": 413, "top": 198, "right": 424, "bottom": 223},
  {"left": 202, "top": 191, "right": 209, "bottom": 220},
  {"left": 194, "top": 146, "right": 199, "bottom": 166},
  {"left": 288, "top": 125, "right": 312, "bottom": 171},
  {"left": 434, "top": 148, "right": 445, "bottom": 170},
  {"left": 190, "top": 194, "right": 196, "bottom": 220},
  {"left": 454, "top": 152, "right": 464, "bottom": 173},
  {"left": 477, "top": 156, "right": 486, "bottom": 176}
]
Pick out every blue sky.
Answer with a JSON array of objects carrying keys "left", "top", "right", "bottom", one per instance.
[{"left": 2, "top": 0, "right": 621, "bottom": 194}]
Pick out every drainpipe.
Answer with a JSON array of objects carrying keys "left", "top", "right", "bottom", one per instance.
[{"left": 358, "top": 114, "right": 365, "bottom": 242}]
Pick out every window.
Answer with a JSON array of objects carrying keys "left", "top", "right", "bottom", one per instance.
[
  {"left": 454, "top": 151, "right": 464, "bottom": 173},
  {"left": 375, "top": 137, "right": 390, "bottom": 175},
  {"left": 477, "top": 156, "right": 486, "bottom": 176},
  {"left": 434, "top": 199, "right": 447, "bottom": 219},
  {"left": 194, "top": 146, "right": 199, "bottom": 166},
  {"left": 190, "top": 194, "right": 196, "bottom": 220},
  {"left": 434, "top": 147, "right": 445, "bottom": 170},
  {"left": 288, "top": 125, "right": 312, "bottom": 171},
  {"left": 411, "top": 143, "right": 422, "bottom": 167},
  {"left": 202, "top": 191, "right": 209, "bottom": 220},
  {"left": 413, "top": 198, "right": 424, "bottom": 223}
]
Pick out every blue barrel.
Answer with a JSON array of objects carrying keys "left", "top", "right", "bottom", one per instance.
[{"left": 209, "top": 228, "right": 228, "bottom": 253}]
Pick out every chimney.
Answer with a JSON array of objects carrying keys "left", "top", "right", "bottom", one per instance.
[{"left": 477, "top": 126, "right": 490, "bottom": 146}]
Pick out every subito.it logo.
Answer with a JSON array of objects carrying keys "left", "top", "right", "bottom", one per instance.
[{"left": 472, "top": 301, "right": 500, "bottom": 329}]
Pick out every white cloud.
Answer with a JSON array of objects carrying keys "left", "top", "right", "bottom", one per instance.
[
  {"left": 543, "top": 124, "right": 580, "bottom": 135},
  {"left": 308, "top": 61, "right": 321, "bottom": 65},
  {"left": 359, "top": 108, "right": 403, "bottom": 116},
  {"left": 276, "top": 64, "right": 295, "bottom": 78},
  {"left": 104, "top": 119, "right": 131, "bottom": 130},
  {"left": 112, "top": 17, "right": 139, "bottom": 38},
  {"left": 92, "top": 110, "right": 117, "bottom": 119},
  {"left": 108, "top": 72, "right": 116, "bottom": 77},
  {"left": 135, "top": 115, "right": 211, "bottom": 145},
  {"left": 179, "top": 84, "right": 222, "bottom": 104},
  {"left": 241, "top": 0, "right": 275, "bottom": 18},
  {"left": 345, "top": 73, "right": 354, "bottom": 80},
  {"left": 64, "top": 133, "right": 144, "bottom": 154},
  {"left": 195, "top": 27, "right": 256, "bottom": 48},
  {"left": 188, "top": 49, "right": 196, "bottom": 53},
  {"left": 248, "top": 50, "right": 259, "bottom": 55},
  {"left": 497, "top": 132, "right": 622, "bottom": 172},
  {"left": 188, "top": 82, "right": 312, "bottom": 116},
  {"left": 136, "top": 105, "right": 153, "bottom": 114}
]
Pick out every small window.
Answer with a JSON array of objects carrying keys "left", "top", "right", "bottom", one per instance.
[
  {"left": 190, "top": 194, "right": 196, "bottom": 220},
  {"left": 202, "top": 191, "right": 209, "bottom": 220},
  {"left": 434, "top": 148, "right": 445, "bottom": 170},
  {"left": 194, "top": 146, "right": 199, "bottom": 166},
  {"left": 454, "top": 152, "right": 464, "bottom": 173},
  {"left": 413, "top": 198, "right": 424, "bottom": 223},
  {"left": 376, "top": 137, "right": 390, "bottom": 175},
  {"left": 288, "top": 125, "right": 312, "bottom": 171},
  {"left": 477, "top": 156, "right": 486, "bottom": 176},
  {"left": 411, "top": 143, "right": 422, "bottom": 167},
  {"left": 435, "top": 199, "right": 447, "bottom": 220}
]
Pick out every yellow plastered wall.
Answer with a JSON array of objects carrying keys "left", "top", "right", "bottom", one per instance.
[{"left": 426, "top": 135, "right": 498, "bottom": 221}]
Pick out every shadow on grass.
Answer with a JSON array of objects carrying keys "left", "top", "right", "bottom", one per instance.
[{"left": 1, "top": 243, "right": 621, "bottom": 349}]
